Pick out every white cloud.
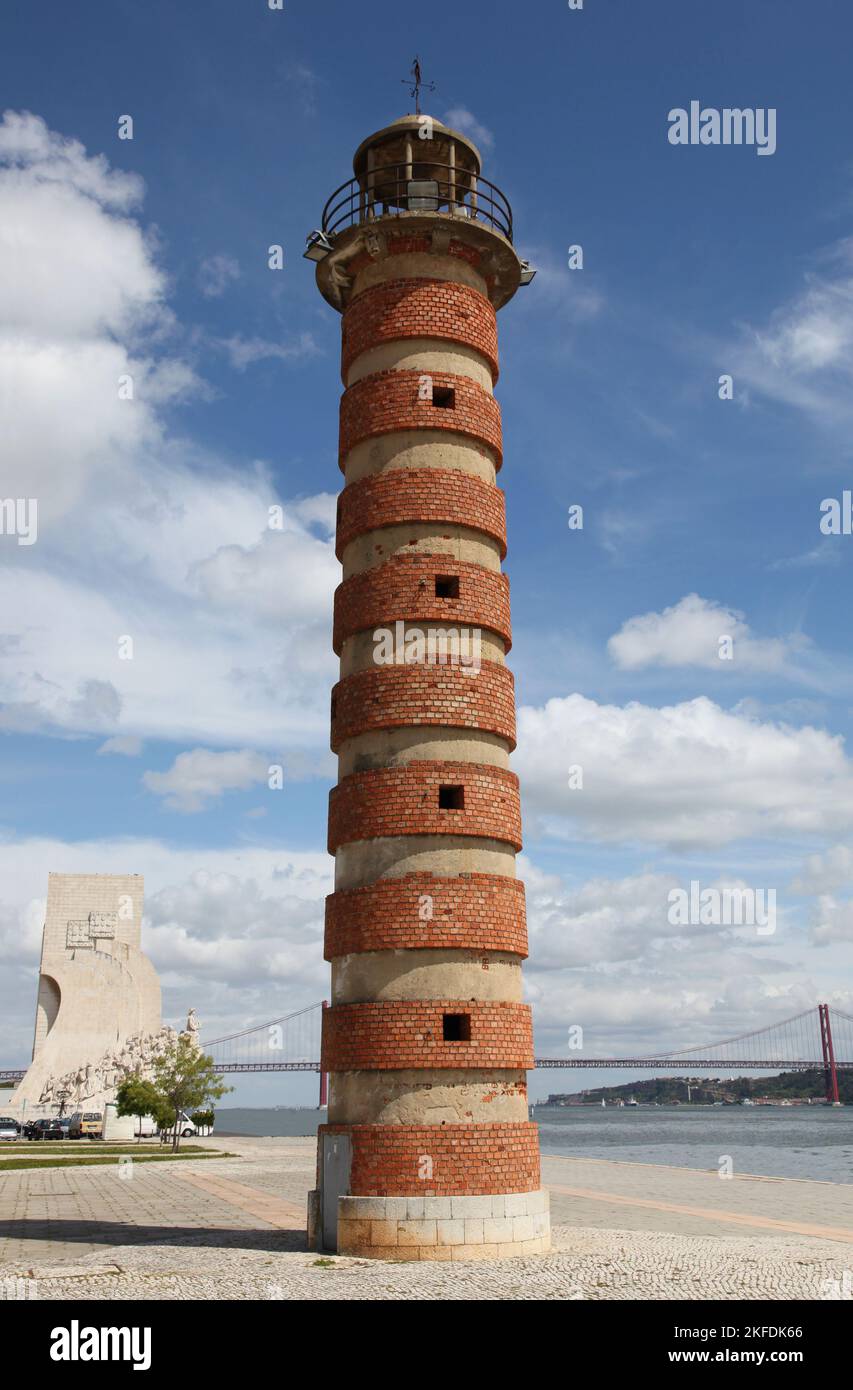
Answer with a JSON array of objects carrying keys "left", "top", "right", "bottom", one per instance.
[
  {"left": 793, "top": 843, "right": 853, "bottom": 894},
  {"left": 0, "top": 109, "right": 144, "bottom": 210},
  {"left": 0, "top": 549, "right": 336, "bottom": 746},
  {"left": 525, "top": 866, "right": 699, "bottom": 970},
  {"left": 527, "top": 968, "right": 828, "bottom": 1062},
  {"left": 98, "top": 735, "right": 142, "bottom": 757},
  {"left": 523, "top": 859, "right": 790, "bottom": 971},
  {"left": 517, "top": 857, "right": 841, "bottom": 1061},
  {"left": 516, "top": 693, "right": 853, "bottom": 849},
  {"left": 288, "top": 492, "right": 337, "bottom": 535},
  {"left": 443, "top": 107, "right": 494, "bottom": 152},
  {"left": 284, "top": 64, "right": 322, "bottom": 118},
  {"left": 142, "top": 748, "right": 271, "bottom": 813},
  {"left": 769, "top": 544, "right": 842, "bottom": 572},
  {"left": 810, "top": 895, "right": 853, "bottom": 946},
  {"left": 726, "top": 236, "right": 853, "bottom": 426},
  {"left": 217, "top": 332, "right": 320, "bottom": 370},
  {"left": 190, "top": 525, "right": 338, "bottom": 621},
  {"left": 513, "top": 245, "right": 603, "bottom": 323},
  {"left": 197, "top": 253, "right": 240, "bottom": 298},
  {"left": 0, "top": 112, "right": 337, "bottom": 751},
  {"left": 608, "top": 594, "right": 805, "bottom": 673},
  {"left": 1, "top": 182, "right": 164, "bottom": 340},
  {"left": 0, "top": 110, "right": 181, "bottom": 520}
]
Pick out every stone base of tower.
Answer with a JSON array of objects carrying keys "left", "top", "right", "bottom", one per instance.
[
  {"left": 309, "top": 1121, "right": 550, "bottom": 1260},
  {"left": 338, "top": 1190, "right": 550, "bottom": 1261},
  {"left": 308, "top": 1189, "right": 550, "bottom": 1261}
]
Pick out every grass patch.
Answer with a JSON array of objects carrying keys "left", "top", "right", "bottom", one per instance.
[
  {"left": 0, "top": 1143, "right": 210, "bottom": 1156},
  {"left": 0, "top": 1151, "right": 234, "bottom": 1172},
  {"left": 312, "top": 1258, "right": 335, "bottom": 1267}
]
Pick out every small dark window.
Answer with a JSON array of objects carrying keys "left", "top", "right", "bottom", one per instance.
[
  {"left": 439, "top": 784, "right": 464, "bottom": 810},
  {"left": 335, "top": 497, "right": 342, "bottom": 525},
  {"left": 330, "top": 692, "right": 338, "bottom": 720},
  {"left": 443, "top": 1013, "right": 471, "bottom": 1042},
  {"left": 432, "top": 386, "right": 455, "bottom": 409},
  {"left": 435, "top": 575, "right": 459, "bottom": 599}
]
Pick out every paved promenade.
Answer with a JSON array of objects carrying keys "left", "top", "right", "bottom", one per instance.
[{"left": 1, "top": 1137, "right": 852, "bottom": 1300}]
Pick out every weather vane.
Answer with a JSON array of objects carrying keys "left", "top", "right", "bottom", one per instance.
[{"left": 401, "top": 56, "right": 436, "bottom": 116}]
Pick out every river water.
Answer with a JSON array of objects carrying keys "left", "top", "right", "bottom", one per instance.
[{"left": 215, "top": 1104, "right": 853, "bottom": 1184}]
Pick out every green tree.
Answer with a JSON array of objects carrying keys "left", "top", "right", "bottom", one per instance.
[
  {"left": 151, "top": 1036, "right": 231, "bottom": 1150},
  {"left": 115, "top": 1075, "right": 172, "bottom": 1140}
]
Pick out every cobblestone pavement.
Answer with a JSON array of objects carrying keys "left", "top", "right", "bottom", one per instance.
[
  {"left": 2, "top": 1227, "right": 850, "bottom": 1301},
  {"left": 1, "top": 1137, "right": 852, "bottom": 1300}
]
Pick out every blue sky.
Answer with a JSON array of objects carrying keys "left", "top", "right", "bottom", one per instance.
[{"left": 3, "top": 0, "right": 853, "bottom": 1103}]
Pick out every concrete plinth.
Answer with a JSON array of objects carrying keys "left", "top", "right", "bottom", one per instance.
[{"left": 335, "top": 1190, "right": 550, "bottom": 1261}]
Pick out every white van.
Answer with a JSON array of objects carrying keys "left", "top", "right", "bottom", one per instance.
[
  {"left": 102, "top": 1105, "right": 136, "bottom": 1143},
  {"left": 138, "top": 1111, "right": 200, "bottom": 1139},
  {"left": 134, "top": 1113, "right": 160, "bottom": 1138}
]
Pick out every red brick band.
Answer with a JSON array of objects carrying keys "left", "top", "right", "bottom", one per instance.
[
  {"left": 333, "top": 556, "right": 511, "bottom": 653},
  {"left": 341, "top": 278, "right": 499, "bottom": 382},
  {"left": 319, "top": 1122, "right": 541, "bottom": 1197},
  {"left": 327, "top": 761, "right": 522, "bottom": 853},
  {"left": 339, "top": 370, "right": 502, "bottom": 469},
  {"left": 322, "top": 1000, "right": 533, "bottom": 1071},
  {"left": 324, "top": 873, "right": 528, "bottom": 959},
  {"left": 330, "top": 661, "right": 516, "bottom": 751},
  {"left": 335, "top": 469, "right": 507, "bottom": 560}
]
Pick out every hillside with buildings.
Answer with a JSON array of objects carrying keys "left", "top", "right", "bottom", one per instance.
[{"left": 547, "top": 1070, "right": 851, "bottom": 1106}]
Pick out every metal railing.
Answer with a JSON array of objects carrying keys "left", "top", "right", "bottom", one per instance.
[{"left": 322, "top": 161, "right": 513, "bottom": 242}]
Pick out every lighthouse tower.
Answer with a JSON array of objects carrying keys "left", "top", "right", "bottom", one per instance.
[{"left": 306, "top": 113, "right": 550, "bottom": 1260}]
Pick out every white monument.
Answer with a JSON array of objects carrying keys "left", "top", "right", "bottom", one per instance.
[{"left": 10, "top": 873, "right": 165, "bottom": 1115}]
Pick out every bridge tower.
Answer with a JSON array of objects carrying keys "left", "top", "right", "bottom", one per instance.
[
  {"left": 305, "top": 113, "right": 550, "bottom": 1259},
  {"left": 819, "top": 1003, "right": 840, "bottom": 1105}
]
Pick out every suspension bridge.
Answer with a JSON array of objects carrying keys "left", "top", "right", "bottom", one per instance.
[{"left": 3, "top": 1003, "right": 851, "bottom": 1104}]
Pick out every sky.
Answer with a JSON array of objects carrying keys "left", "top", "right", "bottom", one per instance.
[{"left": 3, "top": 0, "right": 853, "bottom": 1104}]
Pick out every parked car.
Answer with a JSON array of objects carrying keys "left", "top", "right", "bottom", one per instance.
[
  {"left": 25, "top": 1118, "right": 56, "bottom": 1140},
  {"left": 0, "top": 1116, "right": 19, "bottom": 1142},
  {"left": 68, "top": 1111, "right": 103, "bottom": 1140},
  {"left": 30, "top": 1120, "right": 65, "bottom": 1141}
]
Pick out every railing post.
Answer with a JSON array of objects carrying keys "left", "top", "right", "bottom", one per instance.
[
  {"left": 366, "top": 148, "right": 376, "bottom": 220},
  {"left": 448, "top": 139, "right": 455, "bottom": 214}
]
